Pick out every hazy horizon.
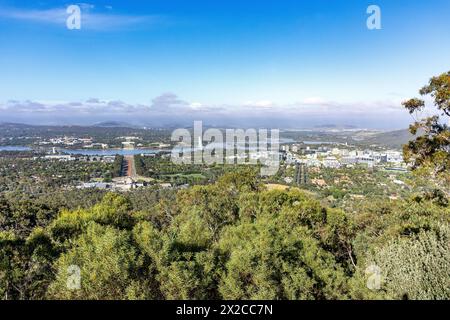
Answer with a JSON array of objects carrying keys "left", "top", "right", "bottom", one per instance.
[{"left": 0, "top": 96, "right": 416, "bottom": 130}]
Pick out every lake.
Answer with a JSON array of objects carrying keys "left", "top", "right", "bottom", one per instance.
[
  {"left": 0, "top": 138, "right": 296, "bottom": 156},
  {"left": 0, "top": 146, "right": 32, "bottom": 151},
  {"left": 0, "top": 146, "right": 162, "bottom": 156},
  {"left": 60, "top": 149, "right": 163, "bottom": 156}
]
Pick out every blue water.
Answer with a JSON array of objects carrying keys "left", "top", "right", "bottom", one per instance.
[
  {"left": 61, "top": 149, "right": 163, "bottom": 156},
  {"left": 0, "top": 146, "right": 162, "bottom": 155},
  {"left": 0, "top": 146, "right": 32, "bottom": 151},
  {"left": 0, "top": 138, "right": 295, "bottom": 156}
]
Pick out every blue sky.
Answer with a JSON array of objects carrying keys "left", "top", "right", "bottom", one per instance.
[{"left": 0, "top": 0, "right": 449, "bottom": 128}]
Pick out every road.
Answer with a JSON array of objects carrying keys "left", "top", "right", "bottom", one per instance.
[
  {"left": 124, "top": 155, "right": 137, "bottom": 178},
  {"left": 116, "top": 155, "right": 153, "bottom": 182}
]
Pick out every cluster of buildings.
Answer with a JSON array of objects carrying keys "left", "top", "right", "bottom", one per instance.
[
  {"left": 118, "top": 136, "right": 141, "bottom": 149},
  {"left": 36, "top": 135, "right": 171, "bottom": 150},
  {"left": 76, "top": 177, "right": 172, "bottom": 192},
  {"left": 118, "top": 136, "right": 171, "bottom": 150},
  {"left": 37, "top": 136, "right": 109, "bottom": 149},
  {"left": 77, "top": 177, "right": 147, "bottom": 192},
  {"left": 36, "top": 151, "right": 116, "bottom": 164},
  {"left": 281, "top": 144, "right": 405, "bottom": 169}
]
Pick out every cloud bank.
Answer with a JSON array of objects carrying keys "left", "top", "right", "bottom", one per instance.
[{"left": 0, "top": 93, "right": 413, "bottom": 129}]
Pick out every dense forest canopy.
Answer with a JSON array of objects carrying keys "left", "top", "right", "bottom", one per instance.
[{"left": 0, "top": 168, "right": 448, "bottom": 300}]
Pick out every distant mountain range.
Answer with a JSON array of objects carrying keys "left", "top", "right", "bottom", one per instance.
[
  {"left": 92, "top": 121, "right": 134, "bottom": 128},
  {"left": 363, "top": 129, "right": 415, "bottom": 148},
  {"left": 314, "top": 124, "right": 359, "bottom": 130}
]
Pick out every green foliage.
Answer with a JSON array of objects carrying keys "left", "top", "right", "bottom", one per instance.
[
  {"left": 47, "top": 222, "right": 142, "bottom": 300},
  {"left": 351, "top": 225, "right": 450, "bottom": 300},
  {"left": 402, "top": 71, "right": 450, "bottom": 188},
  {"left": 176, "top": 185, "right": 239, "bottom": 237},
  {"left": 217, "top": 217, "right": 349, "bottom": 299},
  {"left": 0, "top": 227, "right": 55, "bottom": 300},
  {"left": 216, "top": 167, "right": 262, "bottom": 192},
  {"left": 0, "top": 157, "right": 116, "bottom": 194},
  {"left": 0, "top": 168, "right": 448, "bottom": 300},
  {"left": 112, "top": 155, "right": 124, "bottom": 178},
  {"left": 50, "top": 193, "right": 134, "bottom": 245}
]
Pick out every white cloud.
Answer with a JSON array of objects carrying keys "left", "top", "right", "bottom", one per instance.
[
  {"left": 0, "top": 95, "right": 407, "bottom": 117},
  {"left": 189, "top": 102, "right": 203, "bottom": 109},
  {"left": 243, "top": 100, "right": 275, "bottom": 108},
  {"left": 0, "top": 5, "right": 165, "bottom": 31},
  {"left": 301, "top": 97, "right": 329, "bottom": 105}
]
